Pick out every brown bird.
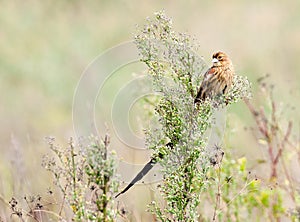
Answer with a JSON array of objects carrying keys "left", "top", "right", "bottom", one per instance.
[
  {"left": 195, "top": 51, "right": 234, "bottom": 103},
  {"left": 115, "top": 52, "right": 234, "bottom": 198}
]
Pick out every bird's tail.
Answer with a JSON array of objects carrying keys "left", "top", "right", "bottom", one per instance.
[
  {"left": 194, "top": 86, "right": 204, "bottom": 104},
  {"left": 115, "top": 157, "right": 157, "bottom": 198}
]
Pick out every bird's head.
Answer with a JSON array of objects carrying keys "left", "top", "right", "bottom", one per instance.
[{"left": 211, "top": 51, "right": 233, "bottom": 68}]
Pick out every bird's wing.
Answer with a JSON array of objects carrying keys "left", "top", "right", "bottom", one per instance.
[{"left": 195, "top": 67, "right": 216, "bottom": 102}]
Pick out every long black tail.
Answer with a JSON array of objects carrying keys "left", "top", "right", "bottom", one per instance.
[
  {"left": 115, "top": 142, "right": 173, "bottom": 198},
  {"left": 115, "top": 157, "right": 157, "bottom": 198}
]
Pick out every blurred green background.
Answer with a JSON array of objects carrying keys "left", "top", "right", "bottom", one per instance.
[{"left": 1, "top": 0, "right": 299, "bottom": 219}]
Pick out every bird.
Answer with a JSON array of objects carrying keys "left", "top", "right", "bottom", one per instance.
[
  {"left": 115, "top": 51, "right": 234, "bottom": 198},
  {"left": 194, "top": 51, "right": 234, "bottom": 103}
]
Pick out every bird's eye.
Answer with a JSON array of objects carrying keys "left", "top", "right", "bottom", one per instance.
[{"left": 217, "top": 56, "right": 222, "bottom": 60}]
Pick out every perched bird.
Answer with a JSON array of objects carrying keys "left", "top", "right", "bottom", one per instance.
[
  {"left": 115, "top": 52, "right": 234, "bottom": 198},
  {"left": 194, "top": 51, "right": 234, "bottom": 103}
]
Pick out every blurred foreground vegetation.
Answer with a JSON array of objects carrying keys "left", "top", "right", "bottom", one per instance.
[{"left": 1, "top": 1, "right": 300, "bottom": 221}]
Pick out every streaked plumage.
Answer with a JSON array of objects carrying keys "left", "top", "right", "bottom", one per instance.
[
  {"left": 116, "top": 52, "right": 234, "bottom": 198},
  {"left": 195, "top": 52, "right": 234, "bottom": 103}
]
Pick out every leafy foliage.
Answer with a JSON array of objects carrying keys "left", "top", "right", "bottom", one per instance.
[
  {"left": 42, "top": 135, "right": 120, "bottom": 221},
  {"left": 135, "top": 11, "right": 251, "bottom": 221}
]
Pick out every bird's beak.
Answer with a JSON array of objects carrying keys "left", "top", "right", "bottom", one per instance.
[{"left": 212, "top": 58, "right": 219, "bottom": 64}]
